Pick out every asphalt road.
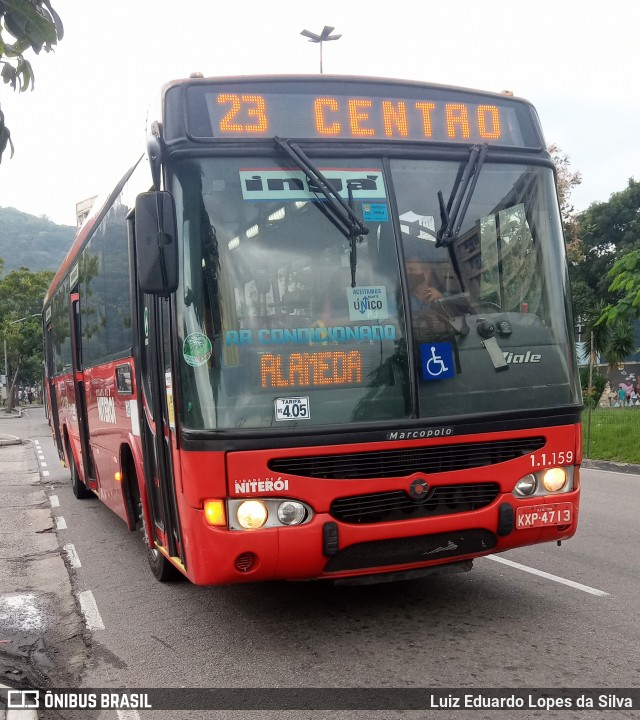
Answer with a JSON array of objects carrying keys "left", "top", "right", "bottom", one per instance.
[{"left": 4, "top": 407, "right": 640, "bottom": 719}]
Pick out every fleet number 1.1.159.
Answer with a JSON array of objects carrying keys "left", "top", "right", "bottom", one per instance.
[{"left": 530, "top": 451, "right": 574, "bottom": 468}]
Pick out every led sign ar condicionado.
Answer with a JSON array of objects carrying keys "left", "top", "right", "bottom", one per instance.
[
  {"left": 260, "top": 351, "right": 362, "bottom": 388},
  {"left": 183, "top": 81, "right": 537, "bottom": 147}
]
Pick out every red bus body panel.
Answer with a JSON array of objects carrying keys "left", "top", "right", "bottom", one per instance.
[
  {"left": 47, "top": 348, "right": 580, "bottom": 586},
  {"left": 174, "top": 423, "right": 580, "bottom": 585},
  {"left": 50, "top": 359, "right": 142, "bottom": 526}
]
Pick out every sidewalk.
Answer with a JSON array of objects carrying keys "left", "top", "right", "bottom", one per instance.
[
  {"left": 0, "top": 404, "right": 44, "bottom": 422},
  {"left": 0, "top": 434, "right": 48, "bottom": 720},
  {"left": 0, "top": 416, "right": 87, "bottom": 718}
]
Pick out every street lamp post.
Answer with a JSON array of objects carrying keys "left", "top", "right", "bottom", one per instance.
[{"left": 300, "top": 26, "right": 342, "bottom": 74}]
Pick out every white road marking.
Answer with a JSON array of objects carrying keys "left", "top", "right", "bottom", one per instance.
[
  {"left": 78, "top": 590, "right": 105, "bottom": 630},
  {"left": 486, "top": 554, "right": 609, "bottom": 596},
  {"left": 40, "top": 461, "right": 47, "bottom": 467},
  {"left": 42, "top": 470, "right": 50, "bottom": 477},
  {"left": 55, "top": 516, "right": 67, "bottom": 530},
  {"left": 63, "top": 543, "right": 82, "bottom": 568},
  {"left": 34, "top": 440, "right": 40, "bottom": 445},
  {"left": 117, "top": 712, "right": 142, "bottom": 720},
  {"left": 7, "top": 702, "right": 39, "bottom": 720},
  {"left": 50, "top": 495, "right": 60, "bottom": 508}
]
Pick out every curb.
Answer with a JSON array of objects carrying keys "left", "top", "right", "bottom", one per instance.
[
  {"left": 0, "top": 435, "right": 22, "bottom": 447},
  {"left": 0, "top": 410, "right": 22, "bottom": 420},
  {"left": 0, "top": 684, "right": 38, "bottom": 720},
  {"left": 582, "top": 458, "right": 640, "bottom": 476}
]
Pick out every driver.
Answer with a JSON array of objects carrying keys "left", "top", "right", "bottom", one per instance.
[{"left": 406, "top": 258, "right": 444, "bottom": 310}]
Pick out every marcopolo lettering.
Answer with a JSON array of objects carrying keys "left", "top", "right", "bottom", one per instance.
[
  {"left": 234, "top": 477, "right": 289, "bottom": 494},
  {"left": 387, "top": 427, "right": 454, "bottom": 440}
]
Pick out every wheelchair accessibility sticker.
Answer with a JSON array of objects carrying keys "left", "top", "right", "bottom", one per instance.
[{"left": 420, "top": 342, "right": 455, "bottom": 380}]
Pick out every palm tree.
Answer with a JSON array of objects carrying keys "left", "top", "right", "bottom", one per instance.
[
  {"left": 581, "top": 307, "right": 635, "bottom": 407},
  {"left": 604, "top": 321, "right": 637, "bottom": 366}
]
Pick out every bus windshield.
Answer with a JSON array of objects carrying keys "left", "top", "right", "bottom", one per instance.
[
  {"left": 173, "top": 156, "right": 410, "bottom": 430},
  {"left": 172, "top": 155, "right": 580, "bottom": 431},
  {"left": 392, "top": 158, "right": 581, "bottom": 418}
]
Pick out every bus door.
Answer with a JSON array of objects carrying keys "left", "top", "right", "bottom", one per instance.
[
  {"left": 69, "top": 293, "right": 97, "bottom": 489},
  {"left": 137, "top": 290, "right": 184, "bottom": 565},
  {"left": 45, "top": 323, "right": 64, "bottom": 458}
]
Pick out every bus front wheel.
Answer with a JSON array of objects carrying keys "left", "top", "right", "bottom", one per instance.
[
  {"left": 68, "top": 446, "right": 91, "bottom": 499},
  {"left": 140, "top": 503, "right": 182, "bottom": 582},
  {"left": 147, "top": 546, "right": 182, "bottom": 582}
]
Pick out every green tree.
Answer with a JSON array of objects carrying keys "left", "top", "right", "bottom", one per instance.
[
  {"left": 604, "top": 320, "right": 637, "bottom": 363},
  {"left": 0, "top": 0, "right": 63, "bottom": 161},
  {"left": 569, "top": 178, "right": 640, "bottom": 326},
  {"left": 598, "top": 248, "right": 640, "bottom": 326},
  {"left": 579, "top": 367, "right": 606, "bottom": 409},
  {"left": 0, "top": 264, "right": 54, "bottom": 411}
]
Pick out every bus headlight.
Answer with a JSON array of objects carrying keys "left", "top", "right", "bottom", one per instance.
[
  {"left": 542, "top": 467, "right": 567, "bottom": 492},
  {"left": 237, "top": 500, "right": 268, "bottom": 529},
  {"left": 277, "top": 501, "right": 307, "bottom": 526},
  {"left": 514, "top": 474, "right": 537, "bottom": 496},
  {"left": 513, "top": 466, "right": 574, "bottom": 498},
  {"left": 227, "top": 498, "right": 314, "bottom": 530}
]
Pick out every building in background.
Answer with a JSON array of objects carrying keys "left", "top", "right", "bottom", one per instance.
[{"left": 76, "top": 196, "right": 97, "bottom": 228}]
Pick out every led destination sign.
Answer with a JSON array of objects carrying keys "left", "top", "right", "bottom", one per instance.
[
  {"left": 182, "top": 80, "right": 540, "bottom": 147},
  {"left": 260, "top": 350, "right": 362, "bottom": 388}
]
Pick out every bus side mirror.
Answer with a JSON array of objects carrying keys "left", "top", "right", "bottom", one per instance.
[{"left": 134, "top": 191, "right": 179, "bottom": 295}]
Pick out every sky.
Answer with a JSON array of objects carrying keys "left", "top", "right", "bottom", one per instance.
[{"left": 1, "top": 0, "right": 639, "bottom": 227}]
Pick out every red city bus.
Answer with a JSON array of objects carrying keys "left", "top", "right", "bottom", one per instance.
[{"left": 43, "top": 75, "right": 582, "bottom": 585}]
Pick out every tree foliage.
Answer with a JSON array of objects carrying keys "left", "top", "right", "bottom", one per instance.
[
  {"left": 549, "top": 143, "right": 582, "bottom": 260},
  {"left": 551, "top": 143, "right": 640, "bottom": 364},
  {"left": 579, "top": 367, "right": 606, "bottom": 409},
  {"left": 569, "top": 178, "right": 640, "bottom": 326},
  {"left": 549, "top": 143, "right": 582, "bottom": 222},
  {"left": 598, "top": 249, "right": 640, "bottom": 326},
  {"left": 0, "top": 263, "right": 54, "bottom": 410},
  {"left": 0, "top": 0, "right": 63, "bottom": 161}
]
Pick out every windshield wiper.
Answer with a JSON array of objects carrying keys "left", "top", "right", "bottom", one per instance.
[
  {"left": 435, "top": 144, "right": 507, "bottom": 372},
  {"left": 274, "top": 137, "right": 369, "bottom": 287},
  {"left": 436, "top": 143, "right": 489, "bottom": 290}
]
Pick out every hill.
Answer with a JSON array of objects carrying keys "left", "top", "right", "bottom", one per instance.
[{"left": 0, "top": 206, "right": 75, "bottom": 273}]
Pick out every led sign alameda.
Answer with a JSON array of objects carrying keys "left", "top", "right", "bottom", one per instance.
[{"left": 260, "top": 350, "right": 362, "bottom": 389}]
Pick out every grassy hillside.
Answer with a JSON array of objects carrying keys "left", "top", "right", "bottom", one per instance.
[{"left": 0, "top": 206, "right": 75, "bottom": 273}]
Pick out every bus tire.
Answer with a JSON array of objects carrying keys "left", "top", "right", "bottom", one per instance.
[
  {"left": 139, "top": 502, "right": 182, "bottom": 582},
  {"left": 69, "top": 446, "right": 91, "bottom": 499},
  {"left": 147, "top": 546, "right": 182, "bottom": 582}
]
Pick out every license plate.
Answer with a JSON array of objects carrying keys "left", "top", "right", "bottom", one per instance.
[{"left": 515, "top": 502, "right": 573, "bottom": 529}]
